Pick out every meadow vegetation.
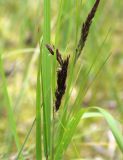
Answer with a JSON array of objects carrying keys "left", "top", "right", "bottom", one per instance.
[{"left": 0, "top": 0, "right": 123, "bottom": 159}]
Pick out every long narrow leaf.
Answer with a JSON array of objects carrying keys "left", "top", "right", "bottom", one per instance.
[
  {"left": 90, "top": 107, "right": 123, "bottom": 153},
  {"left": 42, "top": 0, "right": 51, "bottom": 157},
  {"left": 36, "top": 47, "right": 42, "bottom": 159},
  {"left": 55, "top": 109, "right": 85, "bottom": 159},
  {"left": 82, "top": 107, "right": 123, "bottom": 153},
  {"left": 16, "top": 119, "right": 35, "bottom": 159}
]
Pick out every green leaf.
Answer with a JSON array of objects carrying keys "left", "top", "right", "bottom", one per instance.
[
  {"left": 83, "top": 107, "right": 123, "bottom": 153},
  {"left": 42, "top": 0, "right": 51, "bottom": 157},
  {"left": 55, "top": 109, "right": 85, "bottom": 159},
  {"left": 82, "top": 112, "right": 102, "bottom": 119},
  {"left": 36, "top": 46, "right": 42, "bottom": 160},
  {"left": 92, "top": 107, "right": 123, "bottom": 152},
  {"left": 55, "top": 106, "right": 123, "bottom": 159}
]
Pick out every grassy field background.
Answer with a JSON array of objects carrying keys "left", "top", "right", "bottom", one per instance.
[{"left": 0, "top": 0, "right": 123, "bottom": 159}]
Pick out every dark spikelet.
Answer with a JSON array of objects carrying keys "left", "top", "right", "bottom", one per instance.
[
  {"left": 46, "top": 44, "right": 70, "bottom": 111},
  {"left": 46, "top": 44, "right": 63, "bottom": 65},
  {"left": 46, "top": 44, "right": 54, "bottom": 55},
  {"left": 55, "top": 56, "right": 70, "bottom": 111},
  {"left": 56, "top": 49, "right": 63, "bottom": 66},
  {"left": 76, "top": 0, "right": 100, "bottom": 60}
]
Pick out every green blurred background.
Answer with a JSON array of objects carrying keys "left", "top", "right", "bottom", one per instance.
[{"left": 0, "top": 0, "right": 123, "bottom": 159}]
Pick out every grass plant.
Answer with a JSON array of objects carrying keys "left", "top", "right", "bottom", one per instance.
[{"left": 0, "top": 0, "right": 123, "bottom": 159}]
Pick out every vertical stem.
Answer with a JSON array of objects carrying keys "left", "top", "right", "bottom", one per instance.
[
  {"left": 36, "top": 48, "right": 42, "bottom": 160},
  {"left": 52, "top": 106, "right": 55, "bottom": 160},
  {"left": 42, "top": 0, "right": 51, "bottom": 158}
]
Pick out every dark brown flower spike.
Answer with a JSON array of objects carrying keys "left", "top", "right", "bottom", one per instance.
[
  {"left": 76, "top": 0, "right": 100, "bottom": 60},
  {"left": 55, "top": 55, "right": 70, "bottom": 111},
  {"left": 46, "top": 44, "right": 70, "bottom": 111}
]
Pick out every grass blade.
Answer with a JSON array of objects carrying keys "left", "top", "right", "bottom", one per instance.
[
  {"left": 36, "top": 46, "right": 42, "bottom": 159},
  {"left": 16, "top": 119, "right": 36, "bottom": 159},
  {"left": 90, "top": 107, "right": 123, "bottom": 153},
  {"left": 82, "top": 107, "right": 123, "bottom": 153},
  {"left": 0, "top": 51, "right": 22, "bottom": 158},
  {"left": 55, "top": 109, "right": 85, "bottom": 159},
  {"left": 42, "top": 0, "right": 51, "bottom": 157}
]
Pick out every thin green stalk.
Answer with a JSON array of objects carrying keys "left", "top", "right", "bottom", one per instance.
[
  {"left": 16, "top": 119, "right": 36, "bottom": 160},
  {"left": 36, "top": 47, "right": 42, "bottom": 159},
  {"left": 42, "top": 0, "right": 51, "bottom": 158},
  {"left": 51, "top": 106, "right": 55, "bottom": 160}
]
